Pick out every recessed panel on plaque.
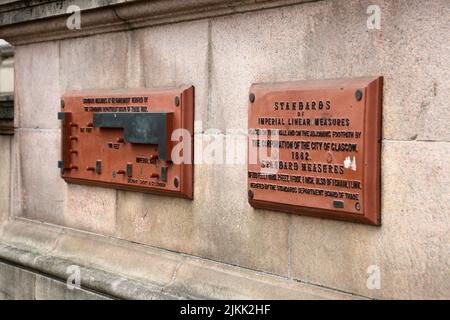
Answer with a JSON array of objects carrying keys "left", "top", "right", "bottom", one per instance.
[
  {"left": 247, "top": 77, "right": 382, "bottom": 225},
  {"left": 58, "top": 86, "right": 194, "bottom": 198}
]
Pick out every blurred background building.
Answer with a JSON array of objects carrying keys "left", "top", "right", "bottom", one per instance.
[{"left": 0, "top": 39, "right": 14, "bottom": 135}]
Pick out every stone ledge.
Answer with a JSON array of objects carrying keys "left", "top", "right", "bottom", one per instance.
[
  {"left": 0, "top": 218, "right": 364, "bottom": 299},
  {"left": 0, "top": 0, "right": 316, "bottom": 45},
  {"left": 0, "top": 261, "right": 112, "bottom": 299}
]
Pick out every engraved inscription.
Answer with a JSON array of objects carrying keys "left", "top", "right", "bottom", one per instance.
[{"left": 247, "top": 77, "right": 382, "bottom": 225}]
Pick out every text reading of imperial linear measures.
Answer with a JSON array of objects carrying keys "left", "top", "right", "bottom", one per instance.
[
  {"left": 247, "top": 77, "right": 383, "bottom": 226},
  {"left": 250, "top": 100, "right": 361, "bottom": 201}
]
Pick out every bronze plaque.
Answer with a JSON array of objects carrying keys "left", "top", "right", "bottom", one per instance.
[
  {"left": 248, "top": 77, "right": 382, "bottom": 225},
  {"left": 59, "top": 86, "right": 194, "bottom": 198}
]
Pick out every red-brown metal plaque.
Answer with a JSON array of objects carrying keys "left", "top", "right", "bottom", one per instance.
[
  {"left": 59, "top": 86, "right": 194, "bottom": 198},
  {"left": 248, "top": 77, "right": 382, "bottom": 225}
]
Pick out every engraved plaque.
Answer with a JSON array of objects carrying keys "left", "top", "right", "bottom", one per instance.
[
  {"left": 59, "top": 86, "right": 194, "bottom": 198},
  {"left": 248, "top": 77, "right": 382, "bottom": 225}
]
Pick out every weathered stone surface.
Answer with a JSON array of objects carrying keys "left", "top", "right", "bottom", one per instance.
[
  {"left": 55, "top": 231, "right": 183, "bottom": 291},
  {"left": 64, "top": 184, "right": 116, "bottom": 236},
  {"left": 290, "top": 141, "right": 450, "bottom": 299},
  {"left": 0, "top": 136, "right": 10, "bottom": 221},
  {"left": 190, "top": 162, "right": 290, "bottom": 276},
  {"left": 60, "top": 32, "right": 129, "bottom": 91},
  {"left": 14, "top": 41, "right": 60, "bottom": 129},
  {"left": 14, "top": 129, "right": 66, "bottom": 224},
  {"left": 35, "top": 275, "right": 110, "bottom": 300},
  {"left": 0, "top": 219, "right": 362, "bottom": 300},
  {"left": 209, "top": 0, "right": 450, "bottom": 140},
  {"left": 0, "top": 262, "right": 109, "bottom": 300},
  {"left": 0, "top": 0, "right": 132, "bottom": 25},
  {"left": 127, "top": 20, "right": 209, "bottom": 125},
  {"left": 116, "top": 191, "right": 194, "bottom": 253},
  {"left": 57, "top": 32, "right": 128, "bottom": 236},
  {"left": 168, "top": 255, "right": 362, "bottom": 300},
  {"left": 0, "top": 262, "right": 35, "bottom": 300},
  {"left": 117, "top": 138, "right": 290, "bottom": 275}
]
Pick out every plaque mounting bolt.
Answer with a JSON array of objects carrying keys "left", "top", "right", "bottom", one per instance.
[
  {"left": 355, "top": 89, "right": 363, "bottom": 101},
  {"left": 174, "top": 96, "right": 180, "bottom": 107},
  {"left": 248, "top": 189, "right": 254, "bottom": 200},
  {"left": 173, "top": 177, "right": 179, "bottom": 188},
  {"left": 355, "top": 202, "right": 361, "bottom": 211},
  {"left": 249, "top": 93, "right": 255, "bottom": 103}
]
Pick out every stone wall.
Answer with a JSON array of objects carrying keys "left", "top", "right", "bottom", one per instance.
[{"left": 0, "top": 0, "right": 448, "bottom": 299}]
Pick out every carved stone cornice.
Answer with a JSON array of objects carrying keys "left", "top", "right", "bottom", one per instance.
[{"left": 0, "top": 0, "right": 315, "bottom": 45}]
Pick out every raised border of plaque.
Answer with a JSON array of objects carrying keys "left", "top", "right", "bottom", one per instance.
[{"left": 247, "top": 77, "right": 383, "bottom": 225}]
